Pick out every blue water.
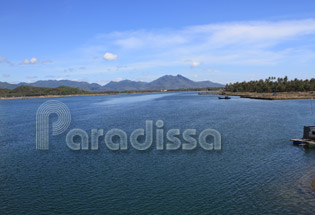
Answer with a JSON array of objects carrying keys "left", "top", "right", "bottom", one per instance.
[{"left": 1, "top": 92, "right": 315, "bottom": 214}]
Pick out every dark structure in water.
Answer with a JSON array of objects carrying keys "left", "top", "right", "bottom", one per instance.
[
  {"left": 218, "top": 96, "right": 231, "bottom": 100},
  {"left": 291, "top": 126, "right": 315, "bottom": 149},
  {"left": 303, "top": 126, "right": 315, "bottom": 139}
]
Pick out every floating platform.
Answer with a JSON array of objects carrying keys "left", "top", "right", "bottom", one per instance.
[{"left": 290, "top": 138, "right": 315, "bottom": 149}]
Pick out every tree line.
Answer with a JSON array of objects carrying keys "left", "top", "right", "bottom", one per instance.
[
  {"left": 225, "top": 76, "right": 315, "bottom": 93},
  {"left": 0, "top": 85, "right": 89, "bottom": 97}
]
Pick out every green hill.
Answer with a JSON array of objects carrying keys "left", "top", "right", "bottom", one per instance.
[{"left": 0, "top": 85, "right": 89, "bottom": 97}]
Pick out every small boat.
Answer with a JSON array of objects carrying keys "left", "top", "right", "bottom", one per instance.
[
  {"left": 290, "top": 138, "right": 305, "bottom": 146},
  {"left": 218, "top": 96, "right": 231, "bottom": 100}
]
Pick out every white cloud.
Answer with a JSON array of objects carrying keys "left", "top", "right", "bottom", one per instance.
[
  {"left": 21, "top": 57, "right": 39, "bottom": 64},
  {"left": 69, "top": 19, "right": 315, "bottom": 81},
  {"left": 3, "top": 19, "right": 314, "bottom": 84},
  {"left": 101, "top": 19, "right": 315, "bottom": 50},
  {"left": 191, "top": 61, "right": 200, "bottom": 67},
  {"left": 114, "top": 33, "right": 187, "bottom": 49},
  {"left": 116, "top": 37, "right": 143, "bottom": 49},
  {"left": 30, "top": 57, "right": 38, "bottom": 64},
  {"left": 103, "top": 52, "right": 118, "bottom": 60}
]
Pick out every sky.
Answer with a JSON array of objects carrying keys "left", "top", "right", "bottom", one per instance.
[{"left": 1, "top": 0, "right": 315, "bottom": 85}]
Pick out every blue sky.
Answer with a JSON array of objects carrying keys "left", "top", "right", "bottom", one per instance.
[{"left": 1, "top": 0, "right": 315, "bottom": 85}]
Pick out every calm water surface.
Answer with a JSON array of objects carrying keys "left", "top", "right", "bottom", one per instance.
[{"left": 1, "top": 92, "right": 315, "bottom": 214}]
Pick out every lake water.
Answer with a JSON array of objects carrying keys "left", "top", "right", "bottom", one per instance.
[{"left": 1, "top": 92, "right": 315, "bottom": 214}]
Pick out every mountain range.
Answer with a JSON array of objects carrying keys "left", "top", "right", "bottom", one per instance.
[{"left": 0, "top": 74, "right": 224, "bottom": 92}]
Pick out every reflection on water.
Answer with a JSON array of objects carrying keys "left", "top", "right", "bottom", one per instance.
[{"left": 94, "top": 93, "right": 172, "bottom": 105}]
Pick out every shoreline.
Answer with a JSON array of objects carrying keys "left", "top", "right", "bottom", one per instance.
[
  {"left": 0, "top": 93, "right": 108, "bottom": 100},
  {"left": 0, "top": 91, "right": 166, "bottom": 100},
  {"left": 4, "top": 90, "right": 314, "bottom": 101},
  {"left": 199, "top": 91, "right": 315, "bottom": 100}
]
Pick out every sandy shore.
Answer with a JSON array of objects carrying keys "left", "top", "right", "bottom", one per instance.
[{"left": 199, "top": 91, "right": 315, "bottom": 100}]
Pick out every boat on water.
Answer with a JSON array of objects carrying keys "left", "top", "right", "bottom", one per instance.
[{"left": 218, "top": 96, "right": 231, "bottom": 100}]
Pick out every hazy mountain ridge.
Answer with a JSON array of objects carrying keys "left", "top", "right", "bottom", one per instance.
[
  {"left": 0, "top": 74, "right": 224, "bottom": 91},
  {"left": 0, "top": 82, "right": 17, "bottom": 90},
  {"left": 103, "top": 80, "right": 148, "bottom": 91}
]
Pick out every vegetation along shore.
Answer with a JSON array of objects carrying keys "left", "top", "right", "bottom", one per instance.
[
  {"left": 199, "top": 91, "right": 315, "bottom": 100},
  {"left": 199, "top": 77, "right": 315, "bottom": 100},
  {"left": 0, "top": 85, "right": 221, "bottom": 100}
]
